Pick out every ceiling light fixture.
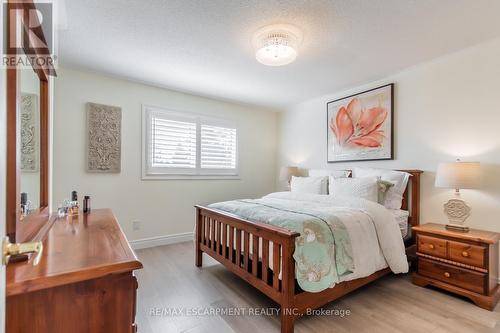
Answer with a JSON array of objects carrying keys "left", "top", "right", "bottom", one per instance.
[{"left": 252, "top": 24, "right": 303, "bottom": 67}]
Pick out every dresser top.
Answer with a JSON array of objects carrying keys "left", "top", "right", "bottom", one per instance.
[
  {"left": 413, "top": 223, "right": 500, "bottom": 244},
  {"left": 6, "top": 209, "right": 143, "bottom": 296}
]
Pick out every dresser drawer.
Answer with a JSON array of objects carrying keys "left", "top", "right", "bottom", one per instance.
[
  {"left": 418, "top": 259, "right": 486, "bottom": 294},
  {"left": 448, "top": 241, "right": 486, "bottom": 268},
  {"left": 417, "top": 235, "right": 447, "bottom": 258}
]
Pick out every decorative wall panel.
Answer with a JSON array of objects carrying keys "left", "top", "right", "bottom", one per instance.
[
  {"left": 21, "top": 93, "right": 38, "bottom": 172},
  {"left": 87, "top": 102, "right": 122, "bottom": 173}
]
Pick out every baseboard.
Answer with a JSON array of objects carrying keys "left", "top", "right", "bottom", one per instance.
[{"left": 130, "top": 232, "right": 194, "bottom": 250}]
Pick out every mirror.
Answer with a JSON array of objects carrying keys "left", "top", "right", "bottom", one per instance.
[
  {"left": 5, "top": 0, "right": 55, "bottom": 242},
  {"left": 20, "top": 69, "right": 41, "bottom": 216}
]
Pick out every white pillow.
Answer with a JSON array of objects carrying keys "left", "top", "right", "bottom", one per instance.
[
  {"left": 352, "top": 168, "right": 411, "bottom": 209},
  {"left": 308, "top": 169, "right": 351, "bottom": 178},
  {"left": 328, "top": 177, "right": 378, "bottom": 202},
  {"left": 290, "top": 176, "right": 328, "bottom": 195}
]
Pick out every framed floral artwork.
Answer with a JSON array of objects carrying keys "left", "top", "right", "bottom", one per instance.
[{"left": 327, "top": 83, "right": 394, "bottom": 163}]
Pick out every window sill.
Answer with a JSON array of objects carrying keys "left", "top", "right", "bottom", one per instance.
[{"left": 141, "top": 174, "right": 241, "bottom": 181}]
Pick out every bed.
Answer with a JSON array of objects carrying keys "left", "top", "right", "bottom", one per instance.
[{"left": 195, "top": 169, "right": 422, "bottom": 333}]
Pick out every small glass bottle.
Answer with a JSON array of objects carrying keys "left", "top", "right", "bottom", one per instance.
[
  {"left": 83, "top": 196, "right": 91, "bottom": 214},
  {"left": 57, "top": 204, "right": 66, "bottom": 218}
]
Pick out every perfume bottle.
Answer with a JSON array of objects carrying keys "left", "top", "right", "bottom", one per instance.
[
  {"left": 68, "top": 190, "right": 79, "bottom": 216},
  {"left": 21, "top": 192, "right": 28, "bottom": 215},
  {"left": 57, "top": 204, "right": 66, "bottom": 218},
  {"left": 20, "top": 192, "right": 32, "bottom": 217},
  {"left": 83, "top": 196, "right": 91, "bottom": 214}
]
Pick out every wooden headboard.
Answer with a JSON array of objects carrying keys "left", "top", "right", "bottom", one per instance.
[{"left": 398, "top": 170, "right": 423, "bottom": 229}]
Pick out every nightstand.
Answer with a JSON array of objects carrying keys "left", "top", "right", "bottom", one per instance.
[{"left": 412, "top": 223, "right": 500, "bottom": 310}]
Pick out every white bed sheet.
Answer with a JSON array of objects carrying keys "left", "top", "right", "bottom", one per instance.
[{"left": 391, "top": 209, "right": 410, "bottom": 238}]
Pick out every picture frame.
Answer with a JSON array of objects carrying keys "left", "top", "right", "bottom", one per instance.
[{"left": 327, "top": 83, "right": 394, "bottom": 163}]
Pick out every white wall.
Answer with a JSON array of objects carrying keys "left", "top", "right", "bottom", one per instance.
[
  {"left": 279, "top": 37, "right": 500, "bottom": 234},
  {"left": 53, "top": 68, "right": 278, "bottom": 240}
]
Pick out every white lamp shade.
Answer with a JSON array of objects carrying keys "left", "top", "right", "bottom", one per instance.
[
  {"left": 256, "top": 44, "right": 297, "bottom": 66},
  {"left": 435, "top": 161, "right": 481, "bottom": 189},
  {"left": 280, "top": 166, "right": 299, "bottom": 182}
]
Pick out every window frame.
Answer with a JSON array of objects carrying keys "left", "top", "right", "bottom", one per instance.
[{"left": 142, "top": 105, "right": 240, "bottom": 180}]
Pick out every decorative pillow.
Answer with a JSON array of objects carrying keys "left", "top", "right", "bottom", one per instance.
[
  {"left": 290, "top": 176, "right": 328, "bottom": 195},
  {"left": 328, "top": 177, "right": 378, "bottom": 202},
  {"left": 353, "top": 168, "right": 410, "bottom": 209},
  {"left": 308, "top": 169, "right": 351, "bottom": 178},
  {"left": 377, "top": 179, "right": 395, "bottom": 205}
]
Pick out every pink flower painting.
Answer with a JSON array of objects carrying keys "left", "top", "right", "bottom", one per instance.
[
  {"left": 329, "top": 98, "right": 387, "bottom": 148},
  {"left": 327, "top": 84, "right": 393, "bottom": 162}
]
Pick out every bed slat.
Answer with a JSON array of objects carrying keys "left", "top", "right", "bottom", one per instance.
[
  {"left": 273, "top": 242, "right": 280, "bottom": 291},
  {"left": 200, "top": 215, "right": 205, "bottom": 245},
  {"left": 229, "top": 226, "right": 234, "bottom": 263},
  {"left": 236, "top": 229, "right": 241, "bottom": 267},
  {"left": 252, "top": 235, "right": 259, "bottom": 277},
  {"left": 211, "top": 218, "right": 216, "bottom": 250},
  {"left": 262, "top": 239, "right": 269, "bottom": 284},
  {"left": 219, "top": 222, "right": 222, "bottom": 256},
  {"left": 204, "top": 217, "right": 209, "bottom": 247},
  {"left": 244, "top": 231, "right": 250, "bottom": 271},
  {"left": 216, "top": 219, "right": 220, "bottom": 252},
  {"left": 222, "top": 222, "right": 227, "bottom": 258}
]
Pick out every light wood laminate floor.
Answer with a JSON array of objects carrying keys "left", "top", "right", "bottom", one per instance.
[{"left": 135, "top": 242, "right": 500, "bottom": 333}]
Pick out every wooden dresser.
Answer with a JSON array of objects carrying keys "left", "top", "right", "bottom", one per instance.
[
  {"left": 412, "top": 223, "right": 500, "bottom": 310},
  {"left": 6, "top": 209, "right": 143, "bottom": 332}
]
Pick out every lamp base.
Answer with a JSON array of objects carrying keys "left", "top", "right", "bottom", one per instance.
[
  {"left": 443, "top": 198, "right": 471, "bottom": 233},
  {"left": 445, "top": 223, "right": 470, "bottom": 232}
]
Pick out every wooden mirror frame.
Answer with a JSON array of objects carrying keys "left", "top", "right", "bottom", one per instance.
[{"left": 5, "top": 0, "right": 56, "bottom": 243}]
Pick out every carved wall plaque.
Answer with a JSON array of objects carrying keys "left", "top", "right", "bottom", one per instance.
[
  {"left": 21, "top": 93, "right": 38, "bottom": 172},
  {"left": 86, "top": 102, "right": 122, "bottom": 173}
]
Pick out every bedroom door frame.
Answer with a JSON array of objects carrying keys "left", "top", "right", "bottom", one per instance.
[{"left": 1, "top": 0, "right": 8, "bottom": 329}]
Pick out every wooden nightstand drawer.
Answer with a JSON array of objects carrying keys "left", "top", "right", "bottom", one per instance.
[
  {"left": 417, "top": 235, "right": 447, "bottom": 258},
  {"left": 419, "top": 259, "right": 486, "bottom": 294},
  {"left": 448, "top": 240, "right": 486, "bottom": 268}
]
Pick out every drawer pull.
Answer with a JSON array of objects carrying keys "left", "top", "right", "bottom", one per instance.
[
  {"left": 462, "top": 251, "right": 470, "bottom": 257},
  {"left": 429, "top": 244, "right": 435, "bottom": 250},
  {"left": 444, "top": 272, "right": 451, "bottom": 278}
]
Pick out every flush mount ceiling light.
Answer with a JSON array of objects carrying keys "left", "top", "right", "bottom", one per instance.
[{"left": 252, "top": 24, "right": 303, "bottom": 66}]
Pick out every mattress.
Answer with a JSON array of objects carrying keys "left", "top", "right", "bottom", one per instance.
[{"left": 391, "top": 209, "right": 409, "bottom": 238}]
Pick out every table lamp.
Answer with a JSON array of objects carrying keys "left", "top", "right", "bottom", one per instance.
[
  {"left": 435, "top": 160, "right": 481, "bottom": 232},
  {"left": 279, "top": 166, "right": 299, "bottom": 188}
]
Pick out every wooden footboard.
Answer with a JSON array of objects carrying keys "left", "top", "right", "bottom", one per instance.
[{"left": 195, "top": 205, "right": 299, "bottom": 307}]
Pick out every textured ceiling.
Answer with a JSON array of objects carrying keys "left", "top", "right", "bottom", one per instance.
[{"left": 59, "top": 0, "right": 500, "bottom": 109}]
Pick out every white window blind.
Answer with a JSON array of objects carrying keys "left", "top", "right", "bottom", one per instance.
[
  {"left": 201, "top": 125, "right": 237, "bottom": 170},
  {"left": 143, "top": 106, "right": 239, "bottom": 179},
  {"left": 151, "top": 117, "right": 197, "bottom": 169}
]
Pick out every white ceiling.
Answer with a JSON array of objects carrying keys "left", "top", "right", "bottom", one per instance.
[{"left": 58, "top": 0, "right": 500, "bottom": 109}]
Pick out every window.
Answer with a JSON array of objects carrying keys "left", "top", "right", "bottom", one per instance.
[{"left": 142, "top": 105, "right": 238, "bottom": 179}]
